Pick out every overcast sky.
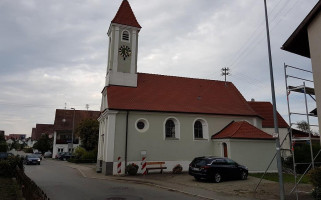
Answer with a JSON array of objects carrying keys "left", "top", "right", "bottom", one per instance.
[{"left": 0, "top": 0, "right": 319, "bottom": 137}]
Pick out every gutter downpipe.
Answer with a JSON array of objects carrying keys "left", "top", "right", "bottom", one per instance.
[{"left": 125, "top": 111, "right": 129, "bottom": 167}]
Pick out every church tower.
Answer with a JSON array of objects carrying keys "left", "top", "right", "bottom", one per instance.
[{"left": 105, "top": 0, "right": 141, "bottom": 88}]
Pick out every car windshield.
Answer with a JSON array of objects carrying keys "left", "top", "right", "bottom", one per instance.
[{"left": 28, "top": 154, "right": 39, "bottom": 158}]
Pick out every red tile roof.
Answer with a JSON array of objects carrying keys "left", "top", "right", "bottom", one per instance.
[
  {"left": 248, "top": 101, "right": 288, "bottom": 128},
  {"left": 34, "top": 124, "right": 54, "bottom": 140},
  {"left": 54, "top": 109, "right": 100, "bottom": 131},
  {"left": 292, "top": 129, "right": 319, "bottom": 139},
  {"left": 111, "top": 0, "right": 141, "bottom": 28},
  {"left": 106, "top": 73, "right": 260, "bottom": 117},
  {"left": 211, "top": 121, "right": 274, "bottom": 140}
]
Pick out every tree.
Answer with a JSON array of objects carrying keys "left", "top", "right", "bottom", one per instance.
[
  {"left": 0, "top": 134, "right": 5, "bottom": 142},
  {"left": 296, "top": 120, "right": 311, "bottom": 132},
  {"left": 33, "top": 134, "right": 52, "bottom": 153},
  {"left": 0, "top": 142, "right": 7, "bottom": 152},
  {"left": 0, "top": 134, "right": 6, "bottom": 152},
  {"left": 76, "top": 119, "right": 99, "bottom": 151}
]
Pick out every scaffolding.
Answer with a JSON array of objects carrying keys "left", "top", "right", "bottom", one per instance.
[{"left": 284, "top": 63, "right": 320, "bottom": 199}]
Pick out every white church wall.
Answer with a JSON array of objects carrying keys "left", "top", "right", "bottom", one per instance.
[{"left": 110, "top": 110, "right": 261, "bottom": 174}]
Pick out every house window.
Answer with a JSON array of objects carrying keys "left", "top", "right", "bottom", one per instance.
[
  {"left": 193, "top": 118, "right": 209, "bottom": 140},
  {"left": 165, "top": 120, "right": 175, "bottom": 138},
  {"left": 58, "top": 148, "right": 64, "bottom": 153},
  {"left": 164, "top": 117, "right": 180, "bottom": 139},
  {"left": 122, "top": 30, "right": 130, "bottom": 42},
  {"left": 135, "top": 118, "right": 149, "bottom": 133},
  {"left": 194, "top": 121, "right": 203, "bottom": 138}
]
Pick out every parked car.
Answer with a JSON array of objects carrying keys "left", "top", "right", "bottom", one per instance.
[
  {"left": 24, "top": 154, "right": 41, "bottom": 165},
  {"left": 189, "top": 156, "right": 248, "bottom": 183},
  {"left": 44, "top": 151, "right": 52, "bottom": 158},
  {"left": 57, "top": 152, "right": 74, "bottom": 161},
  {"left": 0, "top": 152, "right": 14, "bottom": 160},
  {"left": 55, "top": 152, "right": 64, "bottom": 160},
  {"left": 34, "top": 152, "right": 43, "bottom": 160}
]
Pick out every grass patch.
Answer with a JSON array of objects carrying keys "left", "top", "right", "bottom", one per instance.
[
  {"left": 249, "top": 173, "right": 310, "bottom": 184},
  {"left": 0, "top": 177, "right": 24, "bottom": 200}
]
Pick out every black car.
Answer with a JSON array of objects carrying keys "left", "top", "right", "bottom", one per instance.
[
  {"left": 25, "top": 154, "right": 41, "bottom": 165},
  {"left": 189, "top": 156, "right": 248, "bottom": 183},
  {"left": 58, "top": 152, "right": 74, "bottom": 160}
]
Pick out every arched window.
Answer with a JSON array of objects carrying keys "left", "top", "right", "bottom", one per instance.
[
  {"left": 193, "top": 118, "right": 209, "bottom": 140},
  {"left": 122, "top": 30, "right": 130, "bottom": 42},
  {"left": 165, "top": 120, "right": 175, "bottom": 138},
  {"left": 194, "top": 121, "right": 203, "bottom": 138}
]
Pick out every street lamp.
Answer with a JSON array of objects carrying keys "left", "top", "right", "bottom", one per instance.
[{"left": 71, "top": 108, "right": 76, "bottom": 152}]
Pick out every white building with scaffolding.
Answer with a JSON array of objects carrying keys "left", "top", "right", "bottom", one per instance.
[{"left": 281, "top": 1, "right": 321, "bottom": 198}]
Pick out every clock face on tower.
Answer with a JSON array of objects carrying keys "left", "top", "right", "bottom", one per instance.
[{"left": 119, "top": 45, "right": 132, "bottom": 60}]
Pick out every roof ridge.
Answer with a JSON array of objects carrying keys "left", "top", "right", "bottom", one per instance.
[{"left": 138, "top": 72, "right": 231, "bottom": 84}]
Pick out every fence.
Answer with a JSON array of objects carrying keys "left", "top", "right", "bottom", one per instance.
[{"left": 15, "top": 166, "right": 50, "bottom": 200}]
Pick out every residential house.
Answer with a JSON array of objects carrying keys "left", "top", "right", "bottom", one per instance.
[
  {"left": 52, "top": 109, "right": 100, "bottom": 158},
  {"left": 34, "top": 124, "right": 54, "bottom": 140},
  {"left": 282, "top": 1, "right": 321, "bottom": 138},
  {"left": 97, "top": 0, "right": 278, "bottom": 175}
]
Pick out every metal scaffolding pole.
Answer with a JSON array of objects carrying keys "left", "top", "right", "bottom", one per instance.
[{"left": 284, "top": 64, "right": 298, "bottom": 200}]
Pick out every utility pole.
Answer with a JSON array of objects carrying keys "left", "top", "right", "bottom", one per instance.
[
  {"left": 221, "top": 67, "right": 230, "bottom": 85},
  {"left": 263, "top": 0, "right": 285, "bottom": 199}
]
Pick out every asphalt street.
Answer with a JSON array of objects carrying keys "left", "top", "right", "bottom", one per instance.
[{"left": 24, "top": 159, "right": 200, "bottom": 200}]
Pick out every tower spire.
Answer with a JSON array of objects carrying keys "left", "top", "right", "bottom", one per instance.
[{"left": 111, "top": 0, "right": 141, "bottom": 28}]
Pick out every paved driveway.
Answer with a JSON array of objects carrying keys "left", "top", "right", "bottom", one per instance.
[{"left": 24, "top": 159, "right": 200, "bottom": 200}]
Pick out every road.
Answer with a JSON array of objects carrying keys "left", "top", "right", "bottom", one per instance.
[{"left": 24, "top": 159, "right": 200, "bottom": 200}]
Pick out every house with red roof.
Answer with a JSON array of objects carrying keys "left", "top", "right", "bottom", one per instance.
[
  {"left": 97, "top": 0, "right": 279, "bottom": 175},
  {"left": 32, "top": 124, "right": 54, "bottom": 140},
  {"left": 52, "top": 109, "right": 100, "bottom": 158}
]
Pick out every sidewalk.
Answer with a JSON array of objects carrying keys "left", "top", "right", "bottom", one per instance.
[{"left": 58, "top": 160, "right": 313, "bottom": 200}]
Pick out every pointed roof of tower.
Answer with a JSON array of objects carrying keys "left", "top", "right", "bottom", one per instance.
[{"left": 111, "top": 0, "right": 141, "bottom": 28}]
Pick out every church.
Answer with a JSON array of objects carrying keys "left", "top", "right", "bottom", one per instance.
[{"left": 96, "top": 0, "right": 280, "bottom": 175}]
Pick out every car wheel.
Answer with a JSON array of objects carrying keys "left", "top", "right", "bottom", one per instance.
[
  {"left": 194, "top": 176, "right": 201, "bottom": 181},
  {"left": 213, "top": 173, "right": 222, "bottom": 183},
  {"left": 240, "top": 171, "right": 247, "bottom": 180}
]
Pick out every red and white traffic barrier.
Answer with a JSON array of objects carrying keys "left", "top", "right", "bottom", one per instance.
[
  {"left": 141, "top": 156, "right": 147, "bottom": 175},
  {"left": 117, "top": 157, "right": 121, "bottom": 174}
]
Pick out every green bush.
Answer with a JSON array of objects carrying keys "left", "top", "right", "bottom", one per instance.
[
  {"left": 74, "top": 147, "right": 87, "bottom": 159},
  {"left": 308, "top": 167, "right": 321, "bottom": 199},
  {"left": 0, "top": 141, "right": 8, "bottom": 152},
  {"left": 0, "top": 156, "right": 23, "bottom": 177},
  {"left": 70, "top": 147, "right": 96, "bottom": 163},
  {"left": 125, "top": 163, "right": 139, "bottom": 175},
  {"left": 284, "top": 144, "right": 321, "bottom": 174}
]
